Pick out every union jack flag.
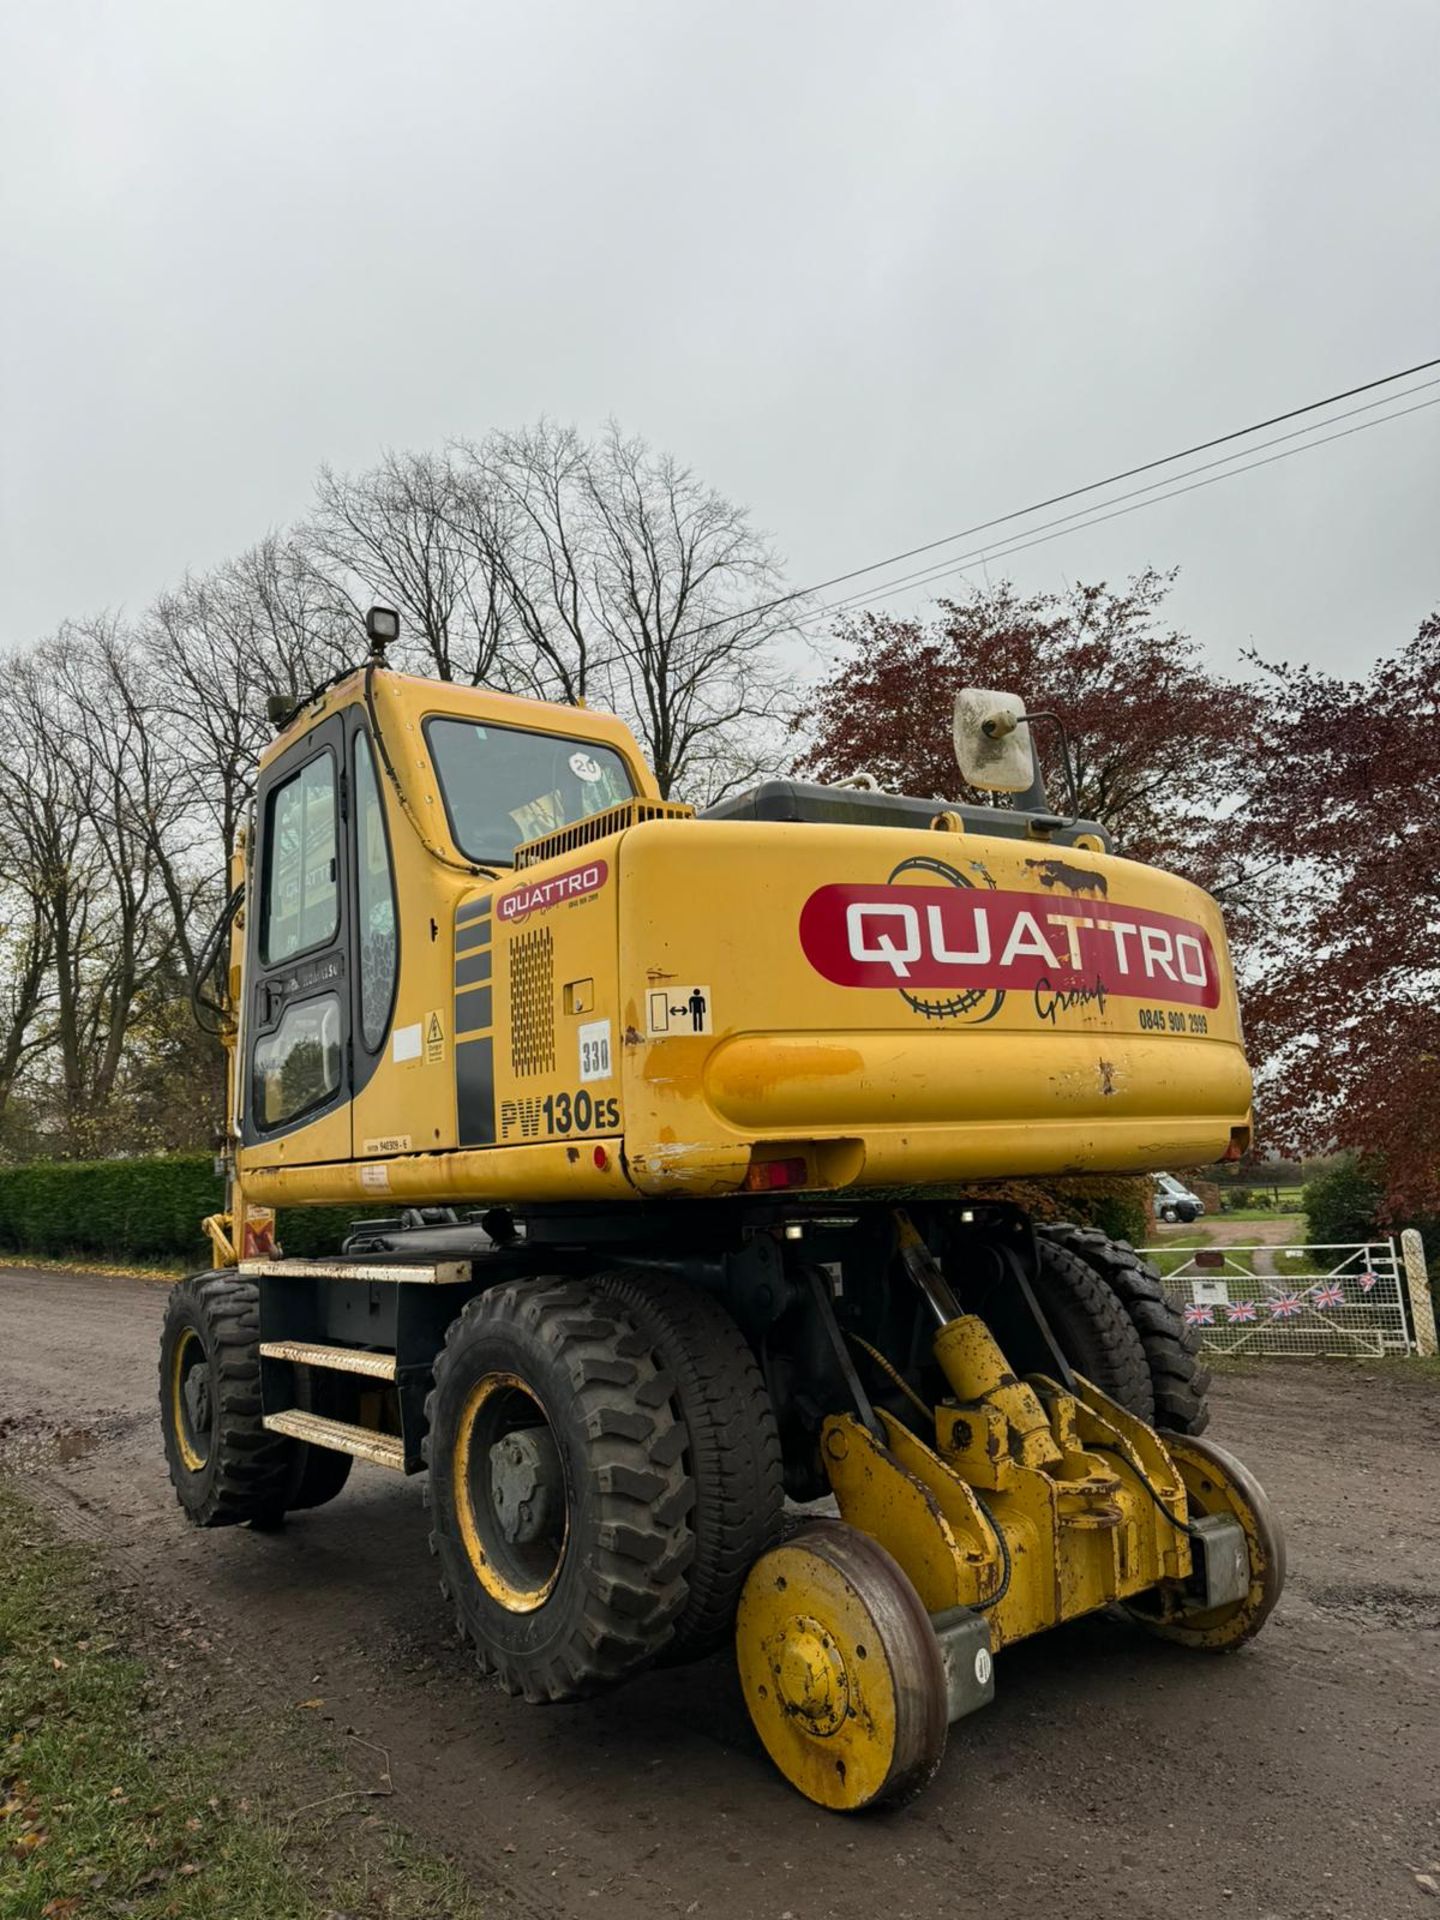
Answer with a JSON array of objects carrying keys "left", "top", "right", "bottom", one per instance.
[
  {"left": 1358, "top": 1270, "right": 1379, "bottom": 1294},
  {"left": 1311, "top": 1281, "right": 1344, "bottom": 1310},
  {"left": 1271, "top": 1293, "right": 1305, "bottom": 1320},
  {"left": 1225, "top": 1300, "right": 1259, "bottom": 1323},
  {"left": 1183, "top": 1303, "right": 1215, "bottom": 1326}
]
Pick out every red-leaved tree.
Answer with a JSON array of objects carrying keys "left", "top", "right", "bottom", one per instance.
[
  {"left": 795, "top": 570, "right": 1257, "bottom": 885},
  {"left": 1242, "top": 612, "right": 1440, "bottom": 1221}
]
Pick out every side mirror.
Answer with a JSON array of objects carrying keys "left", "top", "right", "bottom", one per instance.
[{"left": 953, "top": 688, "right": 1037, "bottom": 793}]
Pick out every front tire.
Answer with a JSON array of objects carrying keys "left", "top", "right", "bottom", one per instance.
[
  {"left": 426, "top": 1278, "right": 696, "bottom": 1702},
  {"left": 159, "top": 1273, "right": 292, "bottom": 1527}
]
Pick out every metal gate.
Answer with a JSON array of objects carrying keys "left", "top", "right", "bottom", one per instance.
[{"left": 1143, "top": 1240, "right": 1413, "bottom": 1357}]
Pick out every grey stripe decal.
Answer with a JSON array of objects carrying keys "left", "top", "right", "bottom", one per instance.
[
  {"left": 456, "top": 1035, "right": 496, "bottom": 1145},
  {"left": 456, "top": 987, "right": 492, "bottom": 1036},
  {"left": 454, "top": 948, "right": 492, "bottom": 988}
]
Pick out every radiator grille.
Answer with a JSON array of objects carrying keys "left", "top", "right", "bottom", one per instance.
[
  {"left": 514, "top": 799, "right": 693, "bottom": 869},
  {"left": 509, "top": 928, "right": 556, "bottom": 1077}
]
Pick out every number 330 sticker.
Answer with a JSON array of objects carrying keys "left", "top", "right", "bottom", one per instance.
[{"left": 578, "top": 1019, "right": 613, "bottom": 1081}]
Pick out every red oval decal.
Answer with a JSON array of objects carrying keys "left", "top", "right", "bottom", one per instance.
[{"left": 799, "top": 882, "right": 1220, "bottom": 1009}]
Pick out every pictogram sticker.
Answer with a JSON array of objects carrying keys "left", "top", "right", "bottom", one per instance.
[
  {"left": 425, "top": 1010, "right": 445, "bottom": 1064},
  {"left": 647, "top": 984, "right": 712, "bottom": 1036}
]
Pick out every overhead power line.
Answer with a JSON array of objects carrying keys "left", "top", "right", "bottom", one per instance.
[
  {"left": 679, "top": 352, "right": 1440, "bottom": 642},
  {"left": 789, "top": 385, "right": 1440, "bottom": 634}
]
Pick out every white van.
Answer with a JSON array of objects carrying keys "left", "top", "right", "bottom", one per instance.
[{"left": 1154, "top": 1172, "right": 1206, "bottom": 1224}]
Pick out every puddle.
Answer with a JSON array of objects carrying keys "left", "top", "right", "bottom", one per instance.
[{"left": 0, "top": 1409, "right": 149, "bottom": 1471}]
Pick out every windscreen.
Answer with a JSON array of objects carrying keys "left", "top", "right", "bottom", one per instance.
[{"left": 427, "top": 717, "right": 635, "bottom": 864}]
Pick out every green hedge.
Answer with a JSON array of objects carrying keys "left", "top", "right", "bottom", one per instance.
[{"left": 0, "top": 1154, "right": 370, "bottom": 1267}]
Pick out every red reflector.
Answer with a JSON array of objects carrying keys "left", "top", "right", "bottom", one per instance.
[
  {"left": 744, "top": 1156, "right": 808, "bottom": 1192},
  {"left": 593, "top": 1145, "right": 609, "bottom": 1170}
]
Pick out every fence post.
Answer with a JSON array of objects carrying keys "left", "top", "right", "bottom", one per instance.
[{"left": 1400, "top": 1230, "right": 1437, "bottom": 1356}]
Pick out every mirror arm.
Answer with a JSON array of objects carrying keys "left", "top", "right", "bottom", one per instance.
[{"left": 1014, "top": 711, "right": 1081, "bottom": 829}]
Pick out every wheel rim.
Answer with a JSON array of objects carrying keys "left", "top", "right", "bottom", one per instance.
[
  {"left": 170, "top": 1326, "right": 212, "bottom": 1472},
  {"left": 1126, "top": 1433, "right": 1286, "bottom": 1649},
  {"left": 452, "top": 1372, "right": 569, "bottom": 1613},
  {"left": 736, "top": 1520, "right": 947, "bottom": 1812}
]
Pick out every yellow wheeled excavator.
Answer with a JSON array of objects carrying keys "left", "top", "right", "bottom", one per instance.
[{"left": 159, "top": 606, "right": 1283, "bottom": 1811}]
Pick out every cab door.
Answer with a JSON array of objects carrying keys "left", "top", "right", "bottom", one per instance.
[{"left": 240, "top": 714, "right": 353, "bottom": 1163}]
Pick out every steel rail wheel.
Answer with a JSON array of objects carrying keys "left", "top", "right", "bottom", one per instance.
[
  {"left": 737, "top": 1520, "right": 948, "bottom": 1812},
  {"left": 1124, "top": 1433, "right": 1286, "bottom": 1650},
  {"left": 426, "top": 1277, "right": 696, "bottom": 1702}
]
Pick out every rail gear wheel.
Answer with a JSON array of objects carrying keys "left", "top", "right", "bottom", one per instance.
[
  {"left": 1039, "top": 1223, "right": 1212, "bottom": 1434},
  {"left": 1124, "top": 1433, "right": 1286, "bottom": 1650},
  {"left": 425, "top": 1277, "right": 696, "bottom": 1703},
  {"left": 1028, "top": 1236, "right": 1155, "bottom": 1420},
  {"left": 736, "top": 1519, "right": 948, "bottom": 1813},
  {"left": 160, "top": 1273, "right": 293, "bottom": 1527},
  {"left": 589, "top": 1269, "right": 785, "bottom": 1662}
]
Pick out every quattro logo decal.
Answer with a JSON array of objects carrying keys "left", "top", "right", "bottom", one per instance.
[
  {"left": 799, "top": 881, "right": 1220, "bottom": 1009},
  {"left": 498, "top": 860, "right": 608, "bottom": 923}
]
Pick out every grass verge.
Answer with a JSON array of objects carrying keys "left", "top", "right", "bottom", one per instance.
[
  {"left": 0, "top": 1481, "right": 485, "bottom": 1919},
  {"left": 0, "top": 1252, "right": 183, "bottom": 1284}
]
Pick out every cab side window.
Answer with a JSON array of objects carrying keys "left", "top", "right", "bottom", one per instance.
[
  {"left": 252, "top": 996, "right": 342, "bottom": 1128},
  {"left": 261, "top": 754, "right": 338, "bottom": 964},
  {"left": 353, "top": 731, "right": 398, "bottom": 1049}
]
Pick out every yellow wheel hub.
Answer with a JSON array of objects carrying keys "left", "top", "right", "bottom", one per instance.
[
  {"left": 775, "top": 1616, "right": 850, "bottom": 1734},
  {"left": 170, "top": 1326, "right": 210, "bottom": 1473},
  {"left": 736, "top": 1520, "right": 947, "bottom": 1812}
]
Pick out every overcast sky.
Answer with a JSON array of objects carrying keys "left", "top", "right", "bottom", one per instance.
[{"left": 3, "top": 1, "right": 1437, "bottom": 685}]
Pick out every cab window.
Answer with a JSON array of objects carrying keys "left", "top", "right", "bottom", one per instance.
[
  {"left": 261, "top": 754, "right": 338, "bottom": 964},
  {"left": 252, "top": 994, "right": 342, "bottom": 1128},
  {"left": 426, "top": 719, "right": 634, "bottom": 865}
]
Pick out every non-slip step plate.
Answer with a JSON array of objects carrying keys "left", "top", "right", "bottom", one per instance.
[
  {"left": 263, "top": 1408, "right": 406, "bottom": 1471},
  {"left": 260, "top": 1340, "right": 397, "bottom": 1380},
  {"left": 241, "top": 1257, "right": 472, "bottom": 1286}
]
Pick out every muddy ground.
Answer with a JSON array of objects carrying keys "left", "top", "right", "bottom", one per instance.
[{"left": 3, "top": 1265, "right": 1437, "bottom": 1919}]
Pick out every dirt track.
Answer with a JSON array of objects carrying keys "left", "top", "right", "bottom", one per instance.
[{"left": 3, "top": 1265, "right": 1438, "bottom": 1920}]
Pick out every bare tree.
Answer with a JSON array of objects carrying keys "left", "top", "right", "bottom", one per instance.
[
  {"left": 306, "top": 450, "right": 512, "bottom": 684},
  {"left": 452, "top": 420, "right": 797, "bottom": 796}
]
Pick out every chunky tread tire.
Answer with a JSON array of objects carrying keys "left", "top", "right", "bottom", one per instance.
[
  {"left": 589, "top": 1269, "right": 784, "bottom": 1662},
  {"left": 424, "top": 1277, "right": 696, "bottom": 1703},
  {"left": 159, "top": 1273, "right": 293, "bottom": 1527},
  {"left": 1029, "top": 1239, "right": 1155, "bottom": 1420},
  {"left": 1039, "top": 1223, "right": 1212, "bottom": 1435}
]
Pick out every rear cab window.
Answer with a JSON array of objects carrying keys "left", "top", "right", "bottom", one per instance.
[{"left": 426, "top": 718, "right": 635, "bottom": 865}]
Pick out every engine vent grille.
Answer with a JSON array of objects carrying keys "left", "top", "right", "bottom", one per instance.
[
  {"left": 514, "top": 799, "right": 694, "bottom": 869},
  {"left": 509, "top": 928, "right": 555, "bottom": 1077}
]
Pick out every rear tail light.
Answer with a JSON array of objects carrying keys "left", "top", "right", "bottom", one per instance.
[{"left": 744, "top": 1156, "right": 809, "bottom": 1193}]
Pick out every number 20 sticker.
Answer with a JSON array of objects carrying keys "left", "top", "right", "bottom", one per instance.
[{"left": 578, "top": 1019, "right": 613, "bottom": 1082}]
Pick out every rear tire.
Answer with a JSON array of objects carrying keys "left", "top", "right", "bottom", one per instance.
[
  {"left": 159, "top": 1273, "right": 292, "bottom": 1527},
  {"left": 280, "top": 1367, "right": 356, "bottom": 1510},
  {"left": 425, "top": 1277, "right": 696, "bottom": 1702},
  {"left": 1039, "top": 1223, "right": 1212, "bottom": 1435},
  {"left": 589, "top": 1269, "right": 784, "bottom": 1662},
  {"left": 1029, "top": 1238, "right": 1155, "bottom": 1420}
]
